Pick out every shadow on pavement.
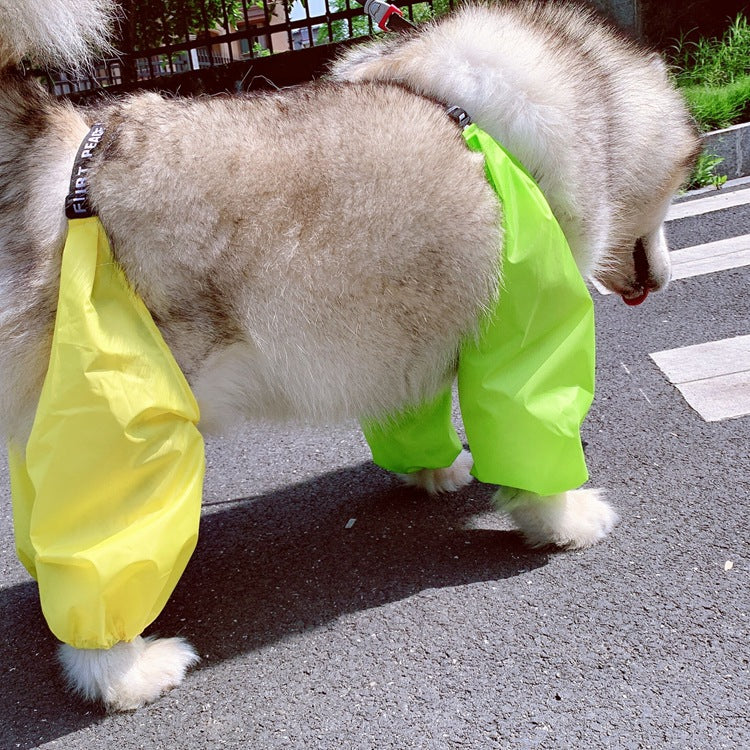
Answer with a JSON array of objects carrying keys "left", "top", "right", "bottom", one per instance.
[{"left": 1, "top": 461, "right": 548, "bottom": 748}]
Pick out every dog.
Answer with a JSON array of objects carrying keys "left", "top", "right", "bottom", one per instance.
[{"left": 0, "top": 0, "right": 700, "bottom": 710}]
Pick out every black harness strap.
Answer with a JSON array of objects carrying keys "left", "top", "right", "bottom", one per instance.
[{"left": 65, "top": 123, "right": 106, "bottom": 220}]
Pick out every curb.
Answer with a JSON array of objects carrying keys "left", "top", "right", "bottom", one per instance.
[
  {"left": 674, "top": 175, "right": 750, "bottom": 202},
  {"left": 702, "top": 122, "right": 750, "bottom": 179}
]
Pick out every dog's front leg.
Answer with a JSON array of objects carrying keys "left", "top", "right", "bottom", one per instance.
[
  {"left": 400, "top": 452, "right": 617, "bottom": 550},
  {"left": 58, "top": 636, "right": 199, "bottom": 711},
  {"left": 399, "top": 449, "right": 475, "bottom": 494},
  {"left": 495, "top": 487, "right": 618, "bottom": 550}
]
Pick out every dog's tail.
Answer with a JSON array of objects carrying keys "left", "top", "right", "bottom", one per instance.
[{"left": 0, "top": 0, "right": 114, "bottom": 70}]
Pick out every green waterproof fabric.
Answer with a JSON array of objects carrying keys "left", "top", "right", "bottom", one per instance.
[
  {"left": 362, "top": 124, "right": 595, "bottom": 496},
  {"left": 8, "top": 216, "right": 205, "bottom": 649}
]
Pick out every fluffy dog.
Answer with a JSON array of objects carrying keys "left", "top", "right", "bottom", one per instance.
[{"left": 0, "top": 0, "right": 699, "bottom": 709}]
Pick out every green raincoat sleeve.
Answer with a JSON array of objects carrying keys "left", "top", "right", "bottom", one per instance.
[
  {"left": 361, "top": 124, "right": 595, "bottom": 497},
  {"left": 8, "top": 216, "right": 205, "bottom": 650}
]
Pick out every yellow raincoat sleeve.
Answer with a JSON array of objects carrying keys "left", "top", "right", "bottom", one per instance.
[{"left": 8, "top": 216, "right": 205, "bottom": 650}]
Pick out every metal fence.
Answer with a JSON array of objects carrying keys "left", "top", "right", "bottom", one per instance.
[{"left": 43, "top": 0, "right": 453, "bottom": 98}]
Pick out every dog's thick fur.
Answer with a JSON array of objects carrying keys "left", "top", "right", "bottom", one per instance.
[{"left": 0, "top": 0, "right": 700, "bottom": 710}]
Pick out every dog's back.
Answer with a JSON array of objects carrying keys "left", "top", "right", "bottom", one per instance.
[{"left": 0, "top": 0, "right": 701, "bottom": 435}]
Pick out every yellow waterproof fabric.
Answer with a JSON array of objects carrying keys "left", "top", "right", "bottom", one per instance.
[{"left": 8, "top": 216, "right": 204, "bottom": 649}]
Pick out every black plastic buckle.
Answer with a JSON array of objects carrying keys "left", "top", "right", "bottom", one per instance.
[{"left": 446, "top": 106, "right": 472, "bottom": 129}]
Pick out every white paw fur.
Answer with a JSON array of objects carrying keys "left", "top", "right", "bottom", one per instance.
[
  {"left": 400, "top": 449, "right": 474, "bottom": 494},
  {"left": 495, "top": 487, "right": 618, "bottom": 550},
  {"left": 58, "top": 635, "right": 199, "bottom": 711}
]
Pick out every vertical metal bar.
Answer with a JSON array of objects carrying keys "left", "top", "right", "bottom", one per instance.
[
  {"left": 239, "top": 0, "right": 253, "bottom": 59},
  {"left": 117, "top": 0, "right": 137, "bottom": 85},
  {"left": 346, "top": 0, "right": 354, "bottom": 39},
  {"left": 266, "top": 0, "right": 282, "bottom": 54},
  {"left": 221, "top": 0, "right": 234, "bottom": 62},
  {"left": 159, "top": 5, "right": 172, "bottom": 76},
  {"left": 324, "top": 0, "right": 334, "bottom": 44},
  {"left": 198, "top": 0, "right": 212, "bottom": 66}
]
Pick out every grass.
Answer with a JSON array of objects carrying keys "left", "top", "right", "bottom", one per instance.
[
  {"left": 669, "top": 13, "right": 750, "bottom": 132},
  {"left": 670, "top": 14, "right": 750, "bottom": 89},
  {"left": 681, "top": 74, "right": 750, "bottom": 132},
  {"left": 669, "top": 14, "right": 750, "bottom": 187},
  {"left": 684, "top": 151, "right": 728, "bottom": 191}
]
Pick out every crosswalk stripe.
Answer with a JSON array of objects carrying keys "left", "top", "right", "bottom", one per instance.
[
  {"left": 650, "top": 335, "right": 750, "bottom": 422},
  {"left": 666, "top": 187, "right": 750, "bottom": 221},
  {"left": 670, "top": 234, "right": 750, "bottom": 280}
]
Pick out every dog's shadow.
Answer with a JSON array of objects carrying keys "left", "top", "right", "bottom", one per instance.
[{"left": 0, "top": 462, "right": 548, "bottom": 746}]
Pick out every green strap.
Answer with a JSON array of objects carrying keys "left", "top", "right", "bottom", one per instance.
[{"left": 361, "top": 124, "right": 595, "bottom": 496}]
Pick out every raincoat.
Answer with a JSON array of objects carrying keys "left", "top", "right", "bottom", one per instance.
[
  {"left": 362, "top": 123, "right": 596, "bottom": 496},
  {"left": 8, "top": 216, "right": 205, "bottom": 650}
]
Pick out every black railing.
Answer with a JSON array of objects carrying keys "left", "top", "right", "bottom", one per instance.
[{"left": 42, "top": 0, "right": 453, "bottom": 99}]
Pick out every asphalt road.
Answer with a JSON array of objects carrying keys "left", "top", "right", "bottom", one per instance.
[{"left": 1, "top": 184, "right": 748, "bottom": 749}]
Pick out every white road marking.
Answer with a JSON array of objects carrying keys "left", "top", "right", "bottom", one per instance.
[
  {"left": 650, "top": 335, "right": 750, "bottom": 422},
  {"left": 667, "top": 188, "right": 750, "bottom": 221},
  {"left": 670, "top": 234, "right": 750, "bottom": 280}
]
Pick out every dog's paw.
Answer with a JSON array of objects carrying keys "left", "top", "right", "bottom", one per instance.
[
  {"left": 399, "top": 449, "right": 474, "bottom": 494},
  {"left": 59, "top": 635, "right": 199, "bottom": 711},
  {"left": 495, "top": 487, "right": 618, "bottom": 550}
]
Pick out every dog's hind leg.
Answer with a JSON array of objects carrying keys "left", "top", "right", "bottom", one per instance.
[
  {"left": 495, "top": 487, "right": 618, "bottom": 550},
  {"left": 58, "top": 636, "right": 199, "bottom": 711}
]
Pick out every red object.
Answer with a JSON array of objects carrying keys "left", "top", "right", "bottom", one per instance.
[
  {"left": 623, "top": 290, "right": 649, "bottom": 306},
  {"left": 378, "top": 4, "right": 404, "bottom": 31}
]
